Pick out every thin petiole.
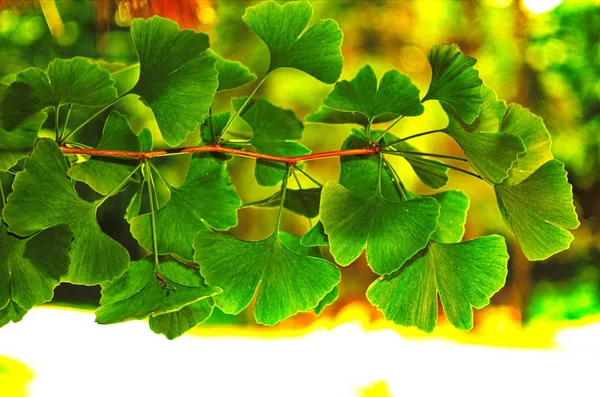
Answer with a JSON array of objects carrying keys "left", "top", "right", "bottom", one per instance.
[
  {"left": 61, "top": 104, "right": 73, "bottom": 141},
  {"left": 208, "top": 107, "right": 216, "bottom": 143},
  {"left": 144, "top": 161, "right": 160, "bottom": 272},
  {"left": 148, "top": 160, "right": 171, "bottom": 189},
  {"left": 442, "top": 162, "right": 484, "bottom": 180},
  {"left": 54, "top": 105, "right": 60, "bottom": 142},
  {"left": 383, "top": 149, "right": 468, "bottom": 162},
  {"left": 293, "top": 166, "right": 323, "bottom": 188},
  {"left": 382, "top": 129, "right": 444, "bottom": 148},
  {"left": 61, "top": 94, "right": 127, "bottom": 144},
  {"left": 220, "top": 74, "right": 268, "bottom": 139},
  {"left": 274, "top": 165, "right": 291, "bottom": 231},
  {"left": 292, "top": 168, "right": 313, "bottom": 228},
  {"left": 110, "top": 63, "right": 140, "bottom": 75},
  {"left": 383, "top": 157, "right": 408, "bottom": 201},
  {"left": 382, "top": 115, "right": 405, "bottom": 134},
  {"left": 0, "top": 179, "right": 5, "bottom": 209},
  {"left": 376, "top": 154, "right": 383, "bottom": 194},
  {"left": 95, "top": 163, "right": 142, "bottom": 206}
]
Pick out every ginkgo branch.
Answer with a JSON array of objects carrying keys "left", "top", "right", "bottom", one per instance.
[{"left": 60, "top": 144, "right": 381, "bottom": 164}]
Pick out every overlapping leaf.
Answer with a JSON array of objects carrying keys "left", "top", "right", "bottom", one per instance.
[
  {"left": 388, "top": 140, "right": 448, "bottom": 189},
  {"left": 2, "top": 139, "right": 130, "bottom": 284},
  {"left": 68, "top": 111, "right": 141, "bottom": 195},
  {"left": 495, "top": 160, "right": 579, "bottom": 260},
  {"left": 316, "top": 65, "right": 423, "bottom": 126},
  {"left": 209, "top": 50, "right": 257, "bottom": 92},
  {"left": 367, "top": 236, "right": 508, "bottom": 332},
  {"left": 300, "top": 221, "right": 328, "bottom": 247},
  {"left": 130, "top": 16, "right": 218, "bottom": 146},
  {"left": 97, "top": 257, "right": 220, "bottom": 338},
  {"left": 15, "top": 57, "right": 118, "bottom": 108},
  {"left": 131, "top": 155, "right": 241, "bottom": 260},
  {"left": 0, "top": 220, "right": 72, "bottom": 326},
  {"left": 233, "top": 97, "right": 310, "bottom": 186},
  {"left": 423, "top": 44, "right": 483, "bottom": 123},
  {"left": 443, "top": 85, "right": 525, "bottom": 184},
  {"left": 193, "top": 231, "right": 340, "bottom": 325},
  {"left": 242, "top": 187, "right": 321, "bottom": 218},
  {"left": 0, "top": 81, "right": 44, "bottom": 131},
  {"left": 243, "top": 0, "right": 343, "bottom": 83}
]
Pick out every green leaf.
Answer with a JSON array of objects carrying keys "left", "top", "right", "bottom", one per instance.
[
  {"left": 339, "top": 129, "right": 397, "bottom": 200},
  {"left": 2, "top": 139, "right": 130, "bottom": 285},
  {"left": 313, "top": 286, "right": 338, "bottom": 315},
  {"left": 233, "top": 97, "right": 310, "bottom": 186},
  {"left": 242, "top": 187, "right": 321, "bottom": 218},
  {"left": 200, "top": 112, "right": 230, "bottom": 144},
  {"left": 138, "top": 128, "right": 153, "bottom": 152},
  {"left": 131, "top": 155, "right": 241, "bottom": 260},
  {"left": 320, "top": 181, "right": 440, "bottom": 275},
  {"left": 149, "top": 299, "right": 215, "bottom": 340},
  {"left": 423, "top": 44, "right": 483, "bottom": 124},
  {"left": 0, "top": 111, "right": 47, "bottom": 173},
  {"left": 429, "top": 190, "right": 469, "bottom": 244},
  {"left": 495, "top": 160, "right": 579, "bottom": 260},
  {"left": 322, "top": 65, "right": 424, "bottom": 123},
  {"left": 0, "top": 220, "right": 72, "bottom": 324},
  {"left": 443, "top": 84, "right": 525, "bottom": 184},
  {"left": 300, "top": 221, "right": 329, "bottom": 247},
  {"left": 501, "top": 104, "right": 553, "bottom": 185},
  {"left": 367, "top": 235, "right": 509, "bottom": 332},
  {"left": 16, "top": 57, "right": 118, "bottom": 107},
  {"left": 67, "top": 112, "right": 141, "bottom": 195},
  {"left": 390, "top": 140, "right": 448, "bottom": 189},
  {"left": 306, "top": 106, "right": 398, "bottom": 126},
  {"left": 0, "top": 301, "right": 27, "bottom": 328},
  {"left": 97, "top": 257, "right": 220, "bottom": 331},
  {"left": 243, "top": 0, "right": 343, "bottom": 83},
  {"left": 0, "top": 81, "right": 44, "bottom": 131},
  {"left": 208, "top": 50, "right": 257, "bottom": 92},
  {"left": 193, "top": 231, "right": 340, "bottom": 325},
  {"left": 130, "top": 16, "right": 219, "bottom": 146}
]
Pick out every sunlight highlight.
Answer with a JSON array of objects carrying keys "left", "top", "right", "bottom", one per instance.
[{"left": 522, "top": 0, "right": 563, "bottom": 14}]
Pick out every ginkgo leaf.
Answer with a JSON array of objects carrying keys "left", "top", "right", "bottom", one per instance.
[
  {"left": 0, "top": 81, "right": 44, "bottom": 131},
  {"left": 124, "top": 182, "right": 144, "bottom": 222},
  {"left": 208, "top": 50, "right": 257, "bottom": 92},
  {"left": 423, "top": 44, "right": 483, "bottom": 124},
  {"left": 130, "top": 16, "right": 219, "bottom": 146},
  {"left": 0, "top": 109, "right": 47, "bottom": 172},
  {"left": 131, "top": 155, "right": 241, "bottom": 260},
  {"left": 367, "top": 235, "right": 508, "bottom": 332},
  {"left": 68, "top": 111, "right": 141, "bottom": 195},
  {"left": 313, "top": 286, "right": 338, "bottom": 315},
  {"left": 0, "top": 220, "right": 72, "bottom": 325},
  {"left": 138, "top": 128, "right": 153, "bottom": 152},
  {"left": 495, "top": 160, "right": 579, "bottom": 261},
  {"left": 320, "top": 181, "right": 440, "bottom": 275},
  {"left": 200, "top": 112, "right": 230, "bottom": 144},
  {"left": 16, "top": 57, "right": 118, "bottom": 107},
  {"left": 242, "top": 187, "right": 321, "bottom": 218},
  {"left": 233, "top": 96, "right": 310, "bottom": 186},
  {"left": 322, "top": 65, "right": 423, "bottom": 124},
  {"left": 429, "top": 190, "right": 469, "bottom": 244},
  {"left": 2, "top": 139, "right": 130, "bottom": 285},
  {"left": 443, "top": 84, "right": 525, "bottom": 184},
  {"left": 300, "top": 221, "right": 329, "bottom": 247},
  {"left": 97, "top": 257, "right": 220, "bottom": 329},
  {"left": 0, "top": 301, "right": 27, "bottom": 328},
  {"left": 149, "top": 299, "right": 215, "bottom": 340},
  {"left": 389, "top": 140, "right": 448, "bottom": 189},
  {"left": 306, "top": 106, "right": 398, "bottom": 126},
  {"left": 243, "top": 0, "right": 343, "bottom": 83},
  {"left": 193, "top": 231, "right": 340, "bottom": 325},
  {"left": 501, "top": 104, "right": 553, "bottom": 185}
]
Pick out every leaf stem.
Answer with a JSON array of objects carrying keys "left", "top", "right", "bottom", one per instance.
[
  {"left": 144, "top": 161, "right": 160, "bottom": 272},
  {"left": 208, "top": 107, "right": 216, "bottom": 143},
  {"left": 110, "top": 63, "right": 140, "bottom": 75},
  {"left": 383, "top": 157, "right": 407, "bottom": 201},
  {"left": 292, "top": 168, "right": 313, "bottom": 228},
  {"left": 60, "top": 94, "right": 127, "bottom": 144},
  {"left": 0, "top": 178, "right": 6, "bottom": 209},
  {"left": 382, "top": 129, "right": 444, "bottom": 147},
  {"left": 274, "top": 165, "right": 291, "bottom": 231},
  {"left": 61, "top": 104, "right": 73, "bottom": 141},
  {"left": 383, "top": 115, "right": 405, "bottom": 134},
  {"left": 54, "top": 106, "right": 60, "bottom": 142},
  {"left": 383, "top": 149, "right": 468, "bottom": 162},
  {"left": 440, "top": 162, "right": 484, "bottom": 180},
  {"left": 365, "top": 119, "right": 372, "bottom": 141},
  {"left": 293, "top": 165, "right": 323, "bottom": 188},
  {"left": 147, "top": 161, "right": 171, "bottom": 189},
  {"left": 94, "top": 163, "right": 142, "bottom": 206},
  {"left": 376, "top": 154, "right": 383, "bottom": 195},
  {"left": 220, "top": 74, "right": 268, "bottom": 140}
]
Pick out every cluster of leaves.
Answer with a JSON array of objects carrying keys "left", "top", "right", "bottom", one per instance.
[{"left": 0, "top": 0, "right": 578, "bottom": 338}]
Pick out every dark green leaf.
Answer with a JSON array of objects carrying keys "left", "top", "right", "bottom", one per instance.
[
  {"left": 367, "top": 235, "right": 508, "bottom": 332},
  {"left": 200, "top": 112, "right": 230, "bottom": 144},
  {"left": 495, "top": 160, "right": 579, "bottom": 260},
  {"left": 16, "top": 57, "right": 118, "bottom": 107},
  {"left": 68, "top": 111, "right": 140, "bottom": 195},
  {"left": 131, "top": 155, "right": 241, "bottom": 260},
  {"left": 320, "top": 181, "right": 440, "bottom": 275},
  {"left": 306, "top": 106, "right": 399, "bottom": 126},
  {"left": 242, "top": 187, "right": 321, "bottom": 218},
  {"left": 3, "top": 139, "right": 130, "bottom": 284},
  {"left": 0, "top": 220, "right": 72, "bottom": 326},
  {"left": 390, "top": 140, "right": 448, "bottom": 189},
  {"left": 322, "top": 65, "right": 423, "bottom": 122},
  {"left": 131, "top": 16, "right": 218, "bottom": 146},
  {"left": 423, "top": 44, "right": 483, "bottom": 124},
  {"left": 0, "top": 81, "right": 44, "bottom": 131},
  {"left": 243, "top": 0, "right": 343, "bottom": 83},
  {"left": 193, "top": 231, "right": 340, "bottom": 325},
  {"left": 233, "top": 97, "right": 310, "bottom": 186}
]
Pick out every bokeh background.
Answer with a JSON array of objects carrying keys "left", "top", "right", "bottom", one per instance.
[{"left": 0, "top": 0, "right": 599, "bottom": 337}]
